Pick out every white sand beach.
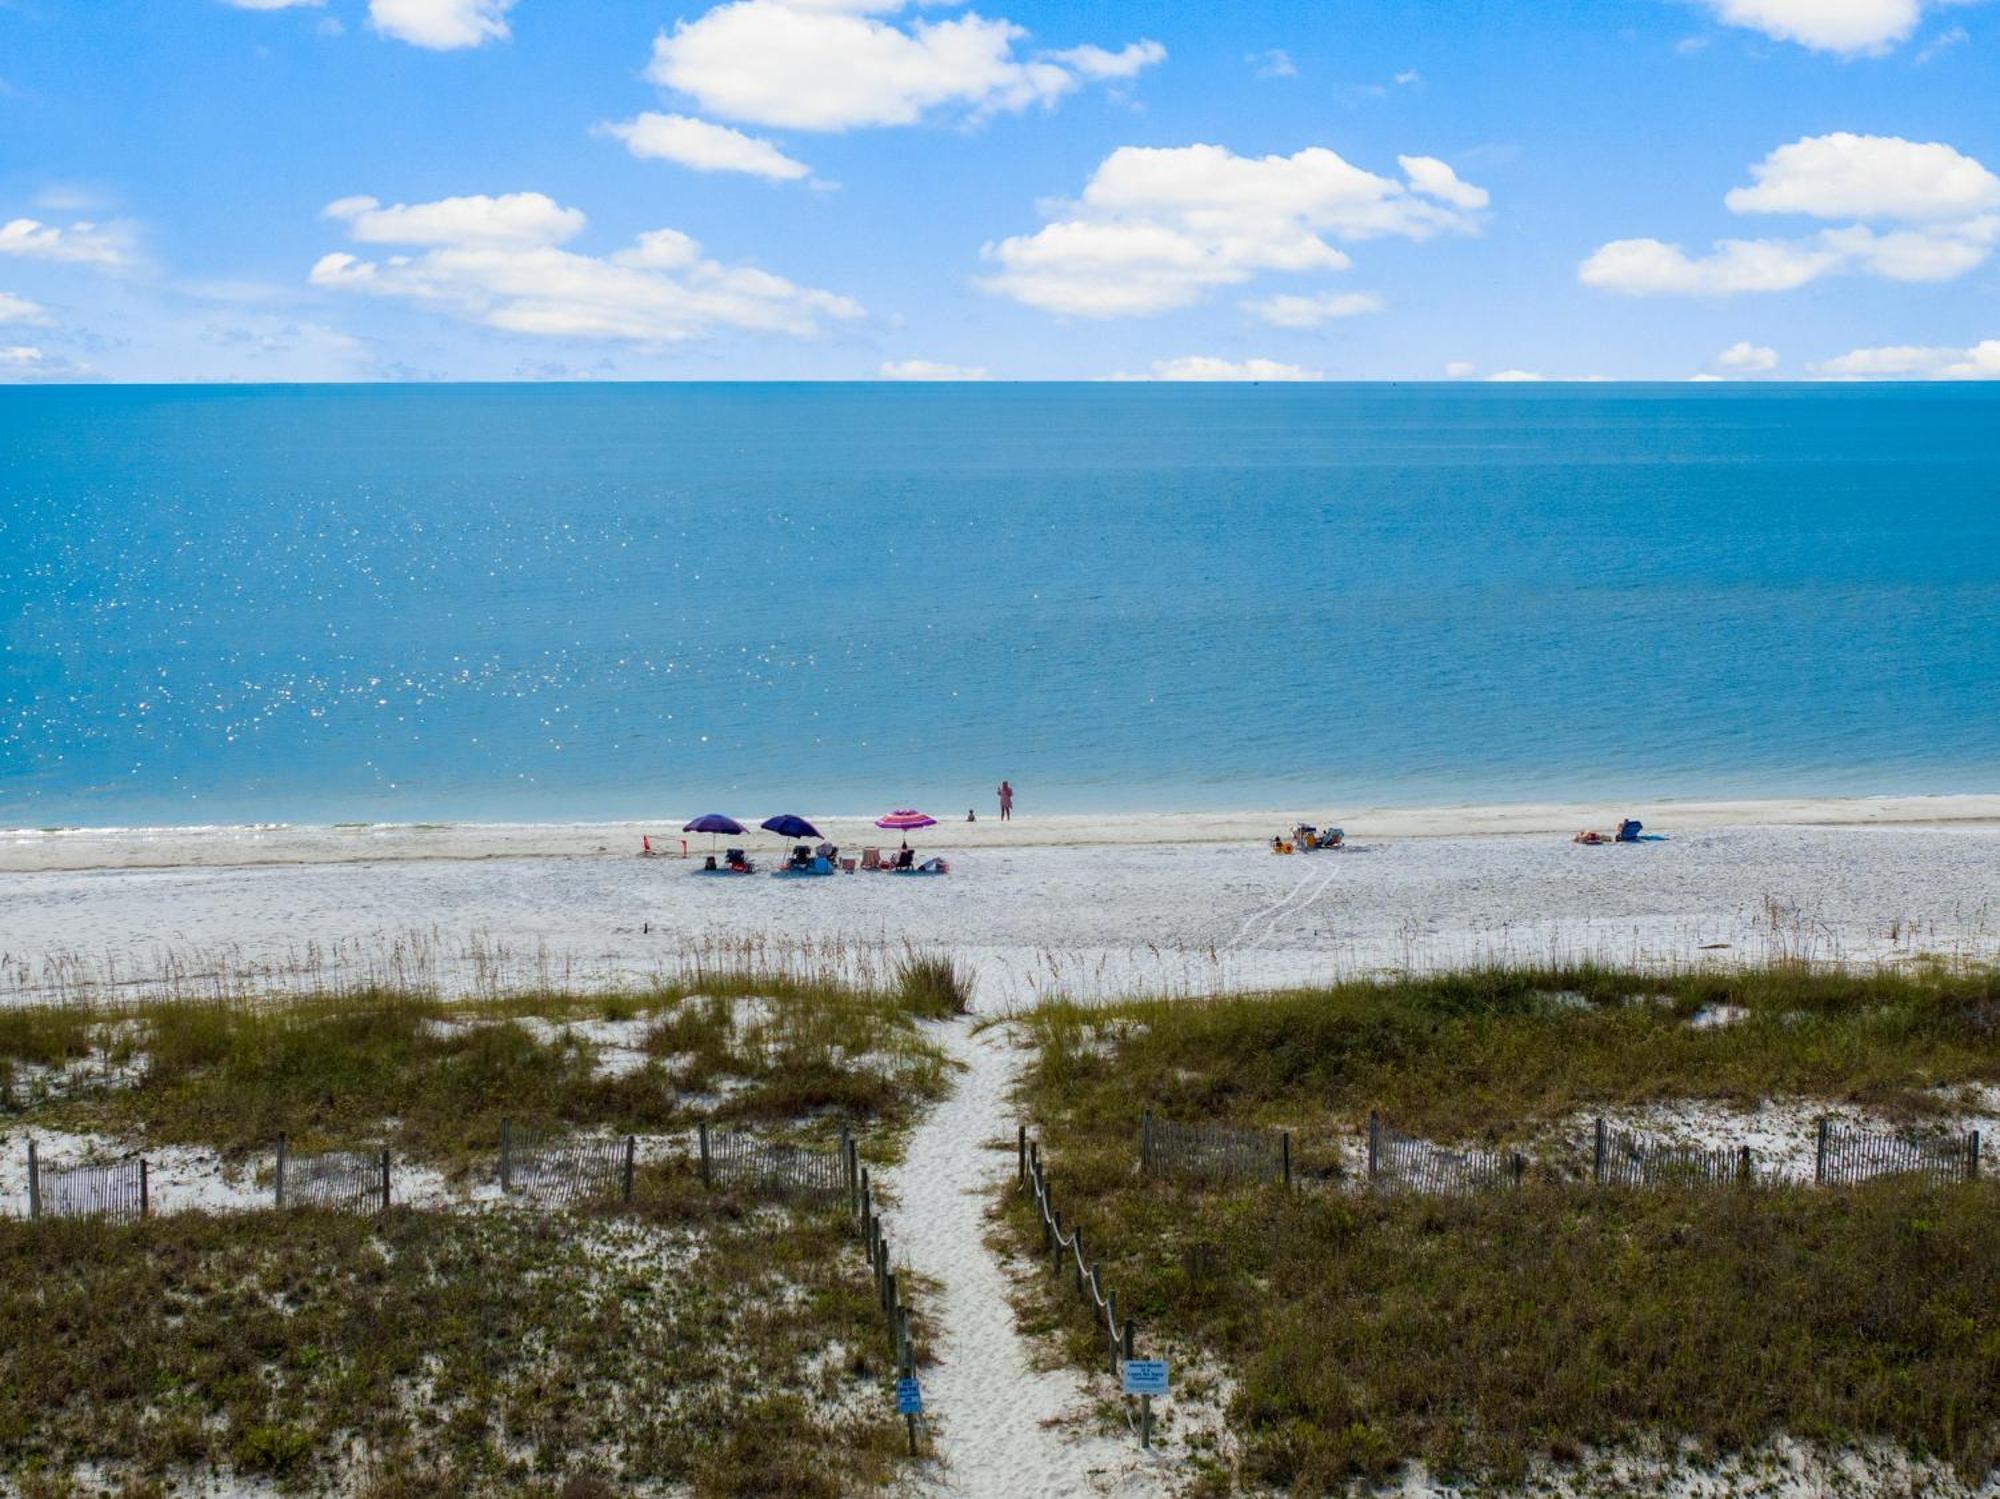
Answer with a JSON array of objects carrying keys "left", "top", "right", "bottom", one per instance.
[
  {"left": 4, "top": 796, "right": 1997, "bottom": 1498},
  {"left": 4, "top": 796, "right": 1996, "bottom": 1007}
]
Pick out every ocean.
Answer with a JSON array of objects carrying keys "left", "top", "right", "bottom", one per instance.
[{"left": 4, "top": 382, "right": 1997, "bottom": 826}]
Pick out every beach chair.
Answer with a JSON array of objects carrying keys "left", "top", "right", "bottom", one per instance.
[
  {"left": 861, "top": 848, "right": 881, "bottom": 870},
  {"left": 1616, "top": 819, "right": 1643, "bottom": 842},
  {"left": 840, "top": 857, "right": 858, "bottom": 874}
]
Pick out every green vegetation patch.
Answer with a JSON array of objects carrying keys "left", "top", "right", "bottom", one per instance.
[
  {"left": 1008, "top": 966, "right": 2000, "bottom": 1491},
  {"left": 1024, "top": 963, "right": 2000, "bottom": 1148},
  {"left": 1, "top": 972, "right": 952, "bottom": 1165},
  {"left": 0, "top": 1177, "right": 909, "bottom": 1497}
]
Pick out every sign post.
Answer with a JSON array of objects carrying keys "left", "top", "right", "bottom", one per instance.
[
  {"left": 895, "top": 1375, "right": 922, "bottom": 1455},
  {"left": 1122, "top": 1358, "right": 1168, "bottom": 1450}
]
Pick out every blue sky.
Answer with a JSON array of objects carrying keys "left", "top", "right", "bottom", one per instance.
[{"left": 1, "top": 0, "right": 1996, "bottom": 381}]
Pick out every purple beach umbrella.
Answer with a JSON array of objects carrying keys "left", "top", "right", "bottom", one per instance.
[
  {"left": 761, "top": 814, "right": 822, "bottom": 841},
  {"left": 683, "top": 813, "right": 746, "bottom": 854}
]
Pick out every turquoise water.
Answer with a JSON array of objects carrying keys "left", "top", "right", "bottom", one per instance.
[{"left": 4, "top": 382, "right": 1998, "bottom": 824}]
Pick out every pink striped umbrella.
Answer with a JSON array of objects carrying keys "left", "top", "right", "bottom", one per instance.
[{"left": 875, "top": 809, "right": 938, "bottom": 831}]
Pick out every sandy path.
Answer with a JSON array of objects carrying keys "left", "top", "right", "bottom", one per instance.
[{"left": 889, "top": 1018, "right": 1156, "bottom": 1498}]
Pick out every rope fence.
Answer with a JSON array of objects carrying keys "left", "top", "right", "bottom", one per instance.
[{"left": 1019, "top": 1126, "right": 1157, "bottom": 1449}]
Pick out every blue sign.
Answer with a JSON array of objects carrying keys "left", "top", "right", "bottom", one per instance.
[
  {"left": 895, "top": 1377, "right": 923, "bottom": 1414},
  {"left": 1122, "top": 1359, "right": 1169, "bottom": 1397}
]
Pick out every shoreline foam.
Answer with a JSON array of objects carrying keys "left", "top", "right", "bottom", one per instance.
[{"left": 5, "top": 792, "right": 1998, "bottom": 873}]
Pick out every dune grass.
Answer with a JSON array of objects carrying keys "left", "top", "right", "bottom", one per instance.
[
  {"left": 0, "top": 966, "right": 953, "bottom": 1165},
  {"left": 1008, "top": 964, "right": 2000, "bottom": 1492},
  {"left": 0, "top": 1173, "right": 909, "bottom": 1497},
  {"left": 1023, "top": 962, "right": 2000, "bottom": 1151}
]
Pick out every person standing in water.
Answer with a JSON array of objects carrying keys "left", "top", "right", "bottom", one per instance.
[{"left": 997, "top": 779, "right": 1014, "bottom": 821}]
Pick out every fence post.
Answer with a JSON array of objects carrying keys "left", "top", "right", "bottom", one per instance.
[
  {"left": 1738, "top": 1145, "right": 1753, "bottom": 1184},
  {"left": 499, "top": 1120, "right": 512, "bottom": 1193},
  {"left": 1073, "top": 1228, "right": 1085, "bottom": 1296},
  {"left": 698, "top": 1122, "right": 712, "bottom": 1187},
  {"left": 1815, "top": 1117, "right": 1830, "bottom": 1186},
  {"left": 1282, "top": 1130, "right": 1292, "bottom": 1191},
  {"left": 275, "top": 1133, "right": 287, "bottom": 1209},
  {"left": 1140, "top": 1111, "right": 1153, "bottom": 1176},
  {"left": 380, "top": 1149, "right": 391, "bottom": 1212},
  {"left": 1511, "top": 1152, "right": 1525, "bottom": 1188},
  {"left": 1018, "top": 1124, "right": 1027, "bottom": 1184},
  {"left": 1968, "top": 1129, "right": 1980, "bottom": 1182},
  {"left": 139, "top": 1158, "right": 149, "bottom": 1219},
  {"left": 26, "top": 1139, "right": 37, "bottom": 1222},
  {"left": 1367, "top": 1112, "right": 1380, "bottom": 1182},
  {"left": 622, "top": 1135, "right": 636, "bottom": 1205},
  {"left": 1593, "top": 1118, "right": 1607, "bottom": 1184},
  {"left": 884, "top": 1268, "right": 897, "bottom": 1317}
]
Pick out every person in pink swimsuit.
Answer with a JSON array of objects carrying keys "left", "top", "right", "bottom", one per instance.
[{"left": 997, "top": 780, "right": 1014, "bottom": 820}]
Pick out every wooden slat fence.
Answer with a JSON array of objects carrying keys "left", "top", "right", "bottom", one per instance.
[
  {"left": 1367, "top": 1112, "right": 1522, "bottom": 1195},
  {"left": 697, "top": 1122, "right": 846, "bottom": 1200},
  {"left": 1140, "top": 1111, "right": 1290, "bottom": 1188},
  {"left": 275, "top": 1137, "right": 389, "bottom": 1213},
  {"left": 1593, "top": 1119, "right": 1749, "bottom": 1187},
  {"left": 26, "top": 1140, "right": 148, "bottom": 1221},
  {"left": 1816, "top": 1120, "right": 1981, "bottom": 1187},
  {"left": 499, "top": 1122, "right": 634, "bottom": 1206}
]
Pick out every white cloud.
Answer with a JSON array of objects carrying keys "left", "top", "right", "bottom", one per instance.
[
  {"left": 222, "top": 0, "right": 326, "bottom": 10},
  {"left": 1810, "top": 339, "right": 2000, "bottom": 378},
  {"left": 599, "top": 113, "right": 813, "bottom": 182},
  {"left": 1714, "top": 340, "right": 1779, "bottom": 371},
  {"left": 1915, "top": 23, "right": 1970, "bottom": 61},
  {"left": 1581, "top": 235, "right": 1835, "bottom": 293},
  {"left": 1248, "top": 48, "right": 1297, "bottom": 78},
  {"left": 0, "top": 292, "right": 52, "bottom": 325},
  {"left": 1694, "top": 0, "right": 1930, "bottom": 54},
  {"left": 980, "top": 143, "right": 1488, "bottom": 317},
  {"left": 323, "top": 193, "right": 585, "bottom": 248},
  {"left": 1044, "top": 41, "right": 1165, "bottom": 79},
  {"left": 1444, "top": 359, "right": 1477, "bottom": 378},
  {"left": 879, "top": 358, "right": 990, "bottom": 379},
  {"left": 0, "top": 344, "right": 93, "bottom": 382},
  {"left": 1241, "top": 290, "right": 1384, "bottom": 327},
  {"left": 369, "top": 0, "right": 513, "bottom": 50},
  {"left": 0, "top": 217, "right": 136, "bottom": 267},
  {"left": 1725, "top": 134, "right": 2000, "bottom": 222},
  {"left": 1581, "top": 133, "right": 2000, "bottom": 295},
  {"left": 1134, "top": 356, "right": 1325, "bottom": 382},
  {"left": 646, "top": 0, "right": 1160, "bottom": 132},
  {"left": 1485, "top": 369, "right": 1546, "bottom": 382},
  {"left": 310, "top": 190, "right": 863, "bottom": 344},
  {"left": 1394, "top": 68, "right": 1421, "bottom": 85},
  {"left": 1399, "top": 154, "right": 1490, "bottom": 211}
]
